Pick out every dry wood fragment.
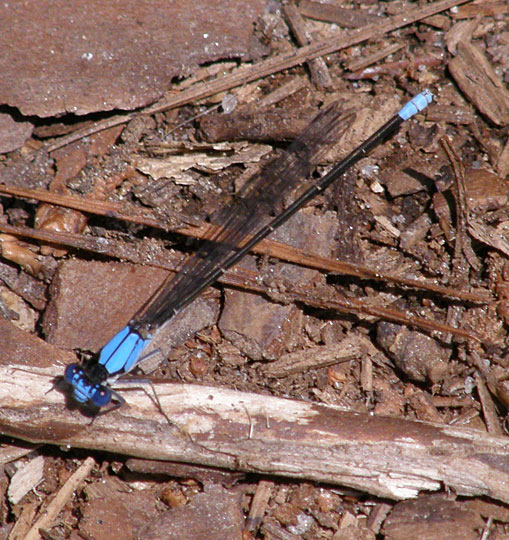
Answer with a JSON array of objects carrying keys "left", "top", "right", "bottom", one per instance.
[
  {"left": 475, "top": 372, "right": 503, "bottom": 436},
  {"left": 246, "top": 480, "right": 275, "bottom": 533},
  {"left": 366, "top": 502, "right": 392, "bottom": 534},
  {"left": 453, "top": 1, "right": 508, "bottom": 18},
  {"left": 497, "top": 137, "right": 509, "bottom": 178},
  {"left": 199, "top": 106, "right": 317, "bottom": 142},
  {"left": 135, "top": 142, "right": 271, "bottom": 180},
  {"left": 444, "top": 18, "right": 479, "bottom": 54},
  {"left": 284, "top": 4, "right": 333, "bottom": 89},
  {"left": 449, "top": 40, "right": 509, "bottom": 126},
  {"left": 262, "top": 519, "right": 301, "bottom": 540},
  {"left": 441, "top": 136, "right": 482, "bottom": 272},
  {"left": 298, "top": 0, "right": 378, "bottom": 27},
  {"left": 261, "top": 336, "right": 363, "bottom": 378},
  {"left": 7, "top": 500, "right": 38, "bottom": 540},
  {"left": 0, "top": 441, "right": 40, "bottom": 466},
  {"left": 381, "top": 495, "right": 485, "bottom": 540},
  {"left": 405, "top": 388, "right": 443, "bottom": 423},
  {"left": 23, "top": 456, "right": 96, "bottom": 540},
  {"left": 468, "top": 219, "right": 509, "bottom": 258},
  {"left": 344, "top": 42, "right": 403, "bottom": 73},
  {"left": 7, "top": 455, "right": 44, "bottom": 506},
  {"left": 0, "top": 362, "right": 508, "bottom": 504},
  {"left": 140, "top": 489, "right": 243, "bottom": 540},
  {"left": 465, "top": 169, "right": 508, "bottom": 213},
  {"left": 256, "top": 77, "right": 308, "bottom": 109},
  {"left": 346, "top": 54, "right": 442, "bottom": 80},
  {"left": 426, "top": 104, "right": 476, "bottom": 125}
]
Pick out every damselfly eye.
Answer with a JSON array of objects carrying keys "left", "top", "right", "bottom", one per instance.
[
  {"left": 64, "top": 364, "right": 80, "bottom": 383},
  {"left": 92, "top": 386, "right": 111, "bottom": 408}
]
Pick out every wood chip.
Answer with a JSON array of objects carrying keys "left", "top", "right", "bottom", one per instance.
[
  {"left": 449, "top": 40, "right": 509, "bottom": 126},
  {"left": 7, "top": 455, "right": 44, "bottom": 505}
]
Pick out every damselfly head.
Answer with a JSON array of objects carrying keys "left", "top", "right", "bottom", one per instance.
[{"left": 64, "top": 363, "right": 112, "bottom": 408}]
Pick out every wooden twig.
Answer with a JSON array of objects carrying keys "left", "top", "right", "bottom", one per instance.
[
  {"left": 475, "top": 372, "right": 503, "bottom": 436},
  {"left": 44, "top": 0, "right": 472, "bottom": 151},
  {"left": 23, "top": 457, "right": 96, "bottom": 540},
  {"left": 0, "top": 360, "right": 508, "bottom": 504},
  {"left": 345, "top": 42, "right": 404, "bottom": 73},
  {"left": 441, "top": 136, "right": 481, "bottom": 271},
  {"left": 0, "top": 221, "right": 484, "bottom": 341},
  {"left": 0, "top": 441, "right": 40, "bottom": 465},
  {"left": 0, "top": 187, "right": 492, "bottom": 304},
  {"left": 0, "top": 184, "right": 168, "bottom": 231},
  {"left": 246, "top": 480, "right": 274, "bottom": 533},
  {"left": 283, "top": 4, "right": 333, "bottom": 89}
]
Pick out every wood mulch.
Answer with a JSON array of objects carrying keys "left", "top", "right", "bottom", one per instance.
[{"left": 0, "top": 1, "right": 508, "bottom": 539}]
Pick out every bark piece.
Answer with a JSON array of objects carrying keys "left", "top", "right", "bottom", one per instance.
[
  {"left": 7, "top": 455, "right": 44, "bottom": 505},
  {"left": 79, "top": 484, "right": 158, "bottom": 540},
  {"left": 140, "top": 489, "right": 243, "bottom": 540},
  {"left": 219, "top": 211, "right": 337, "bottom": 360},
  {"left": 449, "top": 40, "right": 509, "bottom": 126},
  {"left": 465, "top": 168, "right": 508, "bottom": 213},
  {"left": 0, "top": 0, "right": 265, "bottom": 117},
  {"left": 382, "top": 495, "right": 484, "bottom": 540},
  {"left": 199, "top": 108, "right": 317, "bottom": 143},
  {"left": 298, "top": 0, "right": 379, "bottom": 27},
  {"left": 43, "top": 259, "right": 219, "bottom": 354},
  {"left": 0, "top": 113, "right": 33, "bottom": 153}
]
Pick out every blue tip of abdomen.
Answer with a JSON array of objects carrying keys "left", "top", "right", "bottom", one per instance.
[{"left": 398, "top": 89, "right": 434, "bottom": 121}]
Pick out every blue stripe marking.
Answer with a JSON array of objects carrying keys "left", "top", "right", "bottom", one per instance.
[
  {"left": 64, "top": 326, "right": 151, "bottom": 408},
  {"left": 98, "top": 326, "right": 152, "bottom": 375}
]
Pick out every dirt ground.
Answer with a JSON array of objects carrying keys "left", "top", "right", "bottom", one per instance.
[{"left": 0, "top": 1, "right": 508, "bottom": 539}]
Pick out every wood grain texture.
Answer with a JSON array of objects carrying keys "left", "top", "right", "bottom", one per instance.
[{"left": 0, "top": 327, "right": 507, "bottom": 504}]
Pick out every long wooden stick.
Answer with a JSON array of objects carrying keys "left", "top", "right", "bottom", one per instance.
[{"left": 0, "top": 319, "right": 507, "bottom": 504}]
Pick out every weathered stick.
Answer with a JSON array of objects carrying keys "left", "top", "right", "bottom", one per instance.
[
  {"left": 0, "top": 321, "right": 507, "bottom": 504},
  {"left": 45, "top": 0, "right": 472, "bottom": 151}
]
